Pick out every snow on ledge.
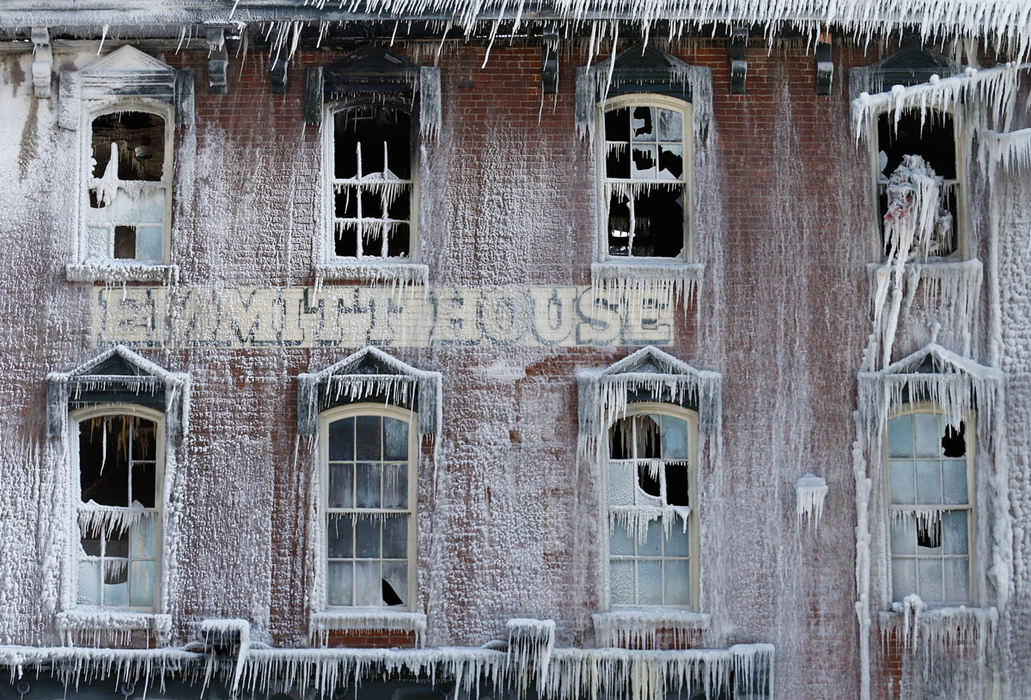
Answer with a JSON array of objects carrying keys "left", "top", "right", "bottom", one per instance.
[
  {"left": 55, "top": 608, "right": 172, "bottom": 647},
  {"left": 593, "top": 608, "right": 711, "bottom": 648},
  {"left": 66, "top": 262, "right": 179, "bottom": 284},
  {"left": 310, "top": 610, "right": 427, "bottom": 647}
]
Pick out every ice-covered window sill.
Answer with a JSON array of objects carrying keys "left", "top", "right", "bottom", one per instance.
[
  {"left": 56, "top": 608, "right": 172, "bottom": 646},
  {"left": 864, "top": 258, "right": 982, "bottom": 281},
  {"left": 314, "top": 262, "right": 428, "bottom": 287},
  {"left": 879, "top": 603, "right": 998, "bottom": 625},
  {"left": 66, "top": 261, "right": 179, "bottom": 284},
  {"left": 309, "top": 610, "right": 426, "bottom": 646},
  {"left": 593, "top": 608, "right": 710, "bottom": 648},
  {"left": 590, "top": 261, "right": 705, "bottom": 302}
]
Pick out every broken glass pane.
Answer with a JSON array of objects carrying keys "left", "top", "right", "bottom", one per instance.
[
  {"left": 131, "top": 462, "right": 155, "bottom": 508},
  {"left": 658, "top": 146, "right": 683, "bottom": 180},
  {"left": 941, "top": 421, "right": 966, "bottom": 457},
  {"left": 631, "top": 145, "right": 658, "bottom": 178},
  {"left": 381, "top": 561, "right": 407, "bottom": 606},
  {"left": 113, "top": 227, "right": 136, "bottom": 259},
  {"left": 630, "top": 106, "right": 655, "bottom": 142}
]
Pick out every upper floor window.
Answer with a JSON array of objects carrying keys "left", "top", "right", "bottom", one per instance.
[
  {"left": 606, "top": 404, "right": 697, "bottom": 608},
  {"left": 86, "top": 109, "right": 172, "bottom": 263},
  {"left": 886, "top": 407, "right": 973, "bottom": 605},
  {"left": 321, "top": 405, "right": 417, "bottom": 609},
  {"left": 74, "top": 408, "right": 163, "bottom": 611},
  {"left": 329, "top": 106, "right": 414, "bottom": 260},
  {"left": 601, "top": 96, "right": 691, "bottom": 260}
]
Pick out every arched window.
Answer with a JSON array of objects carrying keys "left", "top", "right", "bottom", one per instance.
[
  {"left": 605, "top": 403, "right": 698, "bottom": 608},
  {"left": 600, "top": 95, "right": 692, "bottom": 261},
  {"left": 886, "top": 406, "right": 974, "bottom": 605},
  {"left": 71, "top": 405, "right": 164, "bottom": 611},
  {"left": 320, "top": 404, "right": 417, "bottom": 609}
]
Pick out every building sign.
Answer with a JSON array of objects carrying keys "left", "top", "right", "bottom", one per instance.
[{"left": 92, "top": 285, "right": 679, "bottom": 348}]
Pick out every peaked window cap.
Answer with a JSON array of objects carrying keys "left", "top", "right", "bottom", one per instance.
[
  {"left": 297, "top": 346, "right": 441, "bottom": 438},
  {"left": 46, "top": 345, "right": 190, "bottom": 438},
  {"left": 849, "top": 43, "right": 960, "bottom": 100}
]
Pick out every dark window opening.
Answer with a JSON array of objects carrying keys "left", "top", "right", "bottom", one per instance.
[
  {"left": 113, "top": 227, "right": 137, "bottom": 259},
  {"left": 942, "top": 421, "right": 966, "bottom": 458},
  {"left": 332, "top": 106, "right": 413, "bottom": 259},
  {"left": 665, "top": 462, "right": 690, "bottom": 506},
  {"left": 91, "top": 112, "right": 165, "bottom": 182},
  {"left": 382, "top": 578, "right": 404, "bottom": 606},
  {"left": 604, "top": 105, "right": 686, "bottom": 259},
  {"left": 877, "top": 110, "right": 958, "bottom": 256},
  {"left": 79, "top": 415, "right": 157, "bottom": 507},
  {"left": 917, "top": 517, "right": 942, "bottom": 549}
]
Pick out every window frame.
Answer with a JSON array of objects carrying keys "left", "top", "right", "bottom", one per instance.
[
  {"left": 596, "top": 93, "right": 694, "bottom": 264},
  {"left": 68, "top": 403, "right": 166, "bottom": 613},
  {"left": 79, "top": 100, "right": 175, "bottom": 266},
  {"left": 602, "top": 401, "right": 700, "bottom": 611},
  {"left": 320, "top": 101, "right": 421, "bottom": 266},
  {"left": 867, "top": 105, "right": 969, "bottom": 261},
  {"left": 883, "top": 403, "right": 977, "bottom": 607},
  {"left": 317, "top": 402, "right": 419, "bottom": 612}
]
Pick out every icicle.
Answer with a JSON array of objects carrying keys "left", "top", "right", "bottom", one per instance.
[{"left": 795, "top": 474, "right": 828, "bottom": 530}]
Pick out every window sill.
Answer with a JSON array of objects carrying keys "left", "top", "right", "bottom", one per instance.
[
  {"left": 864, "top": 258, "right": 982, "bottom": 282},
  {"left": 313, "top": 262, "right": 428, "bottom": 288},
  {"left": 56, "top": 608, "right": 172, "bottom": 646},
  {"left": 593, "top": 608, "right": 710, "bottom": 648},
  {"left": 66, "top": 261, "right": 179, "bottom": 284},
  {"left": 310, "top": 610, "right": 426, "bottom": 646},
  {"left": 878, "top": 600, "right": 998, "bottom": 648},
  {"left": 591, "top": 261, "right": 705, "bottom": 302}
]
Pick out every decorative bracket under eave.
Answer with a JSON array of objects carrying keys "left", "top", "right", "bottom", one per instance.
[
  {"left": 31, "top": 27, "right": 52, "bottom": 98},
  {"left": 270, "top": 56, "right": 288, "bottom": 94},
  {"left": 542, "top": 29, "right": 559, "bottom": 95},
  {"left": 207, "top": 28, "right": 228, "bottom": 94},
  {"left": 815, "top": 33, "right": 833, "bottom": 95},
  {"left": 729, "top": 26, "right": 748, "bottom": 95}
]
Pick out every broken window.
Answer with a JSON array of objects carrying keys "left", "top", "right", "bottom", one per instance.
[
  {"left": 602, "top": 98, "right": 690, "bottom": 259},
  {"left": 887, "top": 408, "right": 973, "bottom": 605},
  {"left": 75, "top": 412, "right": 162, "bottom": 611},
  {"left": 875, "top": 109, "right": 960, "bottom": 257},
  {"left": 86, "top": 110, "right": 170, "bottom": 263},
  {"left": 607, "top": 406, "right": 695, "bottom": 608},
  {"left": 331, "top": 106, "right": 414, "bottom": 260},
  {"left": 323, "top": 407, "right": 415, "bottom": 609}
]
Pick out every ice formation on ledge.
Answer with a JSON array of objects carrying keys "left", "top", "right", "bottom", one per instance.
[
  {"left": 312, "top": 262, "right": 429, "bottom": 299},
  {"left": 55, "top": 609, "right": 171, "bottom": 648},
  {"left": 65, "top": 262, "right": 180, "bottom": 285},
  {"left": 309, "top": 611, "right": 427, "bottom": 648},
  {"left": 200, "top": 619, "right": 250, "bottom": 691},
  {"left": 794, "top": 473, "right": 828, "bottom": 530},
  {"left": 590, "top": 261, "right": 704, "bottom": 321},
  {"left": 506, "top": 618, "right": 555, "bottom": 692},
  {"left": 879, "top": 595, "right": 998, "bottom": 662},
  {"left": 983, "top": 127, "right": 1031, "bottom": 170},
  {"left": 592, "top": 609, "right": 711, "bottom": 649}
]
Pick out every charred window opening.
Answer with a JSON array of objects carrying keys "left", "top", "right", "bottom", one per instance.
[
  {"left": 876, "top": 110, "right": 958, "bottom": 257},
  {"left": 887, "top": 410, "right": 972, "bottom": 605},
  {"left": 332, "top": 107, "right": 413, "bottom": 259},
  {"left": 86, "top": 111, "right": 168, "bottom": 263},
  {"left": 604, "top": 104, "right": 687, "bottom": 259},
  {"left": 324, "top": 411, "right": 414, "bottom": 609},
  {"left": 607, "top": 409, "right": 694, "bottom": 607},
  {"left": 77, "top": 414, "right": 160, "bottom": 610}
]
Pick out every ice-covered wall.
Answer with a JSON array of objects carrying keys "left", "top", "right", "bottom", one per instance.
[{"left": 0, "top": 28, "right": 1029, "bottom": 700}]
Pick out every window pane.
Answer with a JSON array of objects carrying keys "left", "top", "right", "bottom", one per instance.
[
  {"left": 942, "top": 460, "right": 968, "bottom": 505},
  {"left": 77, "top": 561, "right": 101, "bottom": 605},
  {"left": 660, "top": 416, "right": 688, "bottom": 459},
  {"left": 915, "top": 461, "right": 942, "bottom": 505},
  {"left": 918, "top": 560, "right": 945, "bottom": 603},
  {"left": 630, "top": 106, "right": 655, "bottom": 142},
  {"left": 382, "top": 515, "right": 408, "bottom": 559},
  {"left": 631, "top": 145, "right": 658, "bottom": 178},
  {"left": 355, "top": 517, "right": 380, "bottom": 558},
  {"left": 665, "top": 527, "right": 691, "bottom": 557},
  {"left": 382, "top": 463, "right": 407, "bottom": 509},
  {"left": 129, "top": 562, "right": 156, "bottom": 608},
  {"left": 355, "top": 463, "right": 382, "bottom": 508},
  {"left": 383, "top": 418, "right": 409, "bottom": 460},
  {"left": 638, "top": 561, "right": 662, "bottom": 605},
  {"left": 106, "top": 531, "right": 129, "bottom": 559},
  {"left": 639, "top": 520, "right": 662, "bottom": 557},
  {"left": 604, "top": 107, "right": 630, "bottom": 143},
  {"left": 944, "top": 558, "right": 970, "bottom": 603},
  {"left": 135, "top": 225, "right": 163, "bottom": 262},
  {"left": 327, "top": 561, "right": 353, "bottom": 606},
  {"left": 657, "top": 146, "right": 683, "bottom": 181},
  {"left": 355, "top": 416, "right": 381, "bottom": 460},
  {"left": 327, "top": 515, "right": 353, "bottom": 558},
  {"left": 943, "top": 511, "right": 969, "bottom": 555},
  {"left": 328, "top": 418, "right": 354, "bottom": 461},
  {"left": 657, "top": 109, "right": 682, "bottom": 142},
  {"left": 354, "top": 561, "right": 381, "bottom": 606},
  {"left": 381, "top": 561, "right": 407, "bottom": 606},
  {"left": 81, "top": 534, "right": 102, "bottom": 557},
  {"left": 608, "top": 462, "right": 635, "bottom": 506},
  {"left": 913, "top": 414, "right": 941, "bottom": 457},
  {"left": 609, "top": 560, "right": 634, "bottom": 605},
  {"left": 887, "top": 415, "right": 913, "bottom": 457},
  {"left": 664, "top": 462, "right": 690, "bottom": 506},
  {"left": 663, "top": 559, "right": 691, "bottom": 606},
  {"left": 891, "top": 559, "right": 916, "bottom": 601},
  {"left": 609, "top": 521, "right": 635, "bottom": 556},
  {"left": 890, "top": 519, "right": 917, "bottom": 555},
  {"left": 328, "top": 463, "right": 353, "bottom": 509},
  {"left": 129, "top": 514, "right": 157, "bottom": 559},
  {"left": 131, "top": 462, "right": 156, "bottom": 508},
  {"left": 889, "top": 461, "right": 916, "bottom": 504}
]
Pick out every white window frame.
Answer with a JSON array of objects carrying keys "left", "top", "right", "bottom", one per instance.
[
  {"left": 320, "top": 103, "right": 421, "bottom": 266},
  {"left": 596, "top": 94, "right": 694, "bottom": 263},
  {"left": 602, "top": 402, "right": 699, "bottom": 611},
  {"left": 68, "top": 403, "right": 165, "bottom": 613},
  {"left": 867, "top": 105, "right": 968, "bottom": 260},
  {"left": 317, "top": 402, "right": 418, "bottom": 611},
  {"left": 884, "top": 404, "right": 976, "bottom": 606},
  {"left": 79, "top": 100, "right": 175, "bottom": 265}
]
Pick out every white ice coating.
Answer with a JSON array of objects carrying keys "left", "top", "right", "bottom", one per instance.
[
  {"left": 309, "top": 611, "right": 427, "bottom": 647},
  {"left": 794, "top": 473, "right": 828, "bottom": 530},
  {"left": 590, "top": 261, "right": 704, "bottom": 322},
  {"left": 199, "top": 618, "right": 250, "bottom": 691},
  {"left": 880, "top": 597, "right": 997, "bottom": 675},
  {"left": 505, "top": 617, "right": 555, "bottom": 692},
  {"left": 592, "top": 609, "right": 711, "bottom": 649},
  {"left": 54, "top": 609, "right": 171, "bottom": 648}
]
